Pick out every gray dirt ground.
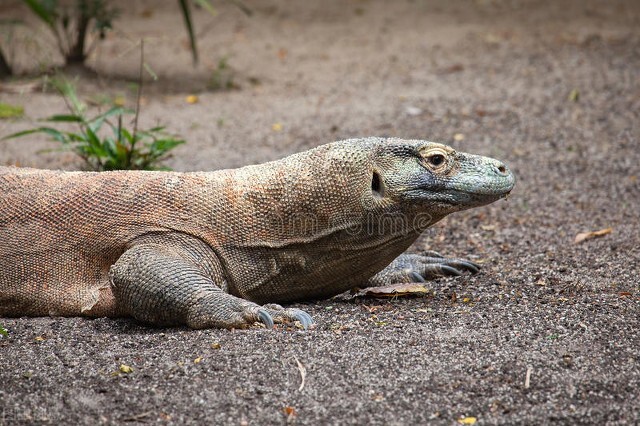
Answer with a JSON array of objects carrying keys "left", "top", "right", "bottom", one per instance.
[{"left": 1, "top": 0, "right": 639, "bottom": 424}]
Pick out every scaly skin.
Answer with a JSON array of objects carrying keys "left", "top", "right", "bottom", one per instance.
[{"left": 0, "top": 138, "right": 514, "bottom": 329}]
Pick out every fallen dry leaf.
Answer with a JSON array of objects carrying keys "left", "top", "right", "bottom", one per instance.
[
  {"left": 119, "top": 364, "right": 133, "bottom": 374},
  {"left": 356, "top": 283, "right": 432, "bottom": 298},
  {"left": 186, "top": 95, "right": 199, "bottom": 104},
  {"left": 574, "top": 227, "right": 612, "bottom": 244},
  {"left": 283, "top": 406, "right": 297, "bottom": 417},
  {"left": 0, "top": 103, "right": 24, "bottom": 119},
  {"left": 439, "top": 63, "right": 464, "bottom": 74},
  {"left": 113, "top": 95, "right": 126, "bottom": 107},
  {"left": 405, "top": 106, "right": 423, "bottom": 116},
  {"left": 371, "top": 393, "right": 385, "bottom": 402},
  {"left": 568, "top": 88, "right": 580, "bottom": 102},
  {"left": 293, "top": 356, "right": 306, "bottom": 391},
  {"left": 194, "top": 357, "right": 203, "bottom": 364},
  {"left": 362, "top": 304, "right": 380, "bottom": 313},
  {"left": 484, "top": 32, "right": 502, "bottom": 44},
  {"left": 458, "top": 416, "right": 477, "bottom": 424},
  {"left": 525, "top": 366, "right": 533, "bottom": 389}
]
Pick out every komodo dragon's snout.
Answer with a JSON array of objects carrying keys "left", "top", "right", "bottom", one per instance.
[{"left": 0, "top": 137, "right": 514, "bottom": 330}]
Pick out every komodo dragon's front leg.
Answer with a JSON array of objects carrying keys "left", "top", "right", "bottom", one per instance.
[{"left": 109, "top": 234, "right": 313, "bottom": 329}]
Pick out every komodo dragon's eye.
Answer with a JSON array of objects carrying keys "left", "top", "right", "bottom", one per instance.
[
  {"left": 419, "top": 146, "right": 452, "bottom": 172},
  {"left": 427, "top": 154, "right": 445, "bottom": 167}
]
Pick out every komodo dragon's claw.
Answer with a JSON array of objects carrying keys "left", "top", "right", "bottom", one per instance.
[
  {"left": 416, "top": 252, "right": 480, "bottom": 277},
  {"left": 418, "top": 251, "right": 481, "bottom": 274},
  {"left": 420, "top": 250, "right": 445, "bottom": 258},
  {"left": 422, "top": 264, "right": 463, "bottom": 277},
  {"left": 413, "top": 259, "right": 480, "bottom": 279},
  {"left": 455, "top": 259, "right": 481, "bottom": 274},
  {"left": 292, "top": 310, "right": 314, "bottom": 330},
  {"left": 410, "top": 271, "right": 427, "bottom": 282},
  {"left": 257, "top": 309, "right": 274, "bottom": 329},
  {"left": 419, "top": 258, "right": 480, "bottom": 277}
]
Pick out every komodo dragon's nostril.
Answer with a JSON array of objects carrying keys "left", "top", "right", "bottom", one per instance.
[{"left": 494, "top": 163, "right": 508, "bottom": 175}]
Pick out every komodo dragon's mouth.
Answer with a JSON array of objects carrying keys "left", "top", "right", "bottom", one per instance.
[{"left": 424, "top": 188, "right": 512, "bottom": 207}]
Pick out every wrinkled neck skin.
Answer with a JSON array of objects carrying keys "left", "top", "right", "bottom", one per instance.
[{"left": 212, "top": 201, "right": 440, "bottom": 304}]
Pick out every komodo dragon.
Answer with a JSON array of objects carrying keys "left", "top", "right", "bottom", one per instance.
[{"left": 0, "top": 137, "right": 514, "bottom": 329}]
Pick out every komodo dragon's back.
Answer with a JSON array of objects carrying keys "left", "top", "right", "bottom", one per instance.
[
  {"left": 0, "top": 138, "right": 515, "bottom": 329},
  {"left": 0, "top": 166, "right": 215, "bottom": 317},
  {"left": 0, "top": 142, "right": 368, "bottom": 318}
]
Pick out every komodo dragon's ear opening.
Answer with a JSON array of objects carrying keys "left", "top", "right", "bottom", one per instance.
[{"left": 371, "top": 170, "right": 385, "bottom": 198}]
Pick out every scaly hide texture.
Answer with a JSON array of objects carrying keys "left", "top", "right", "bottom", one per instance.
[{"left": 0, "top": 138, "right": 515, "bottom": 329}]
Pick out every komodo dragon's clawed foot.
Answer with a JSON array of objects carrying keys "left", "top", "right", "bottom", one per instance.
[
  {"left": 412, "top": 250, "right": 480, "bottom": 278},
  {"left": 188, "top": 303, "right": 313, "bottom": 330},
  {"left": 186, "top": 302, "right": 278, "bottom": 330},
  {"left": 368, "top": 251, "right": 480, "bottom": 287},
  {"left": 188, "top": 304, "right": 313, "bottom": 330},
  {"left": 262, "top": 304, "right": 315, "bottom": 329}
]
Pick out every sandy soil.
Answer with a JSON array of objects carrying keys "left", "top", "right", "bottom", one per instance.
[{"left": 0, "top": 0, "right": 639, "bottom": 424}]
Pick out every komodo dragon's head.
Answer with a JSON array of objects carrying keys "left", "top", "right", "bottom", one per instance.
[{"left": 362, "top": 138, "right": 515, "bottom": 221}]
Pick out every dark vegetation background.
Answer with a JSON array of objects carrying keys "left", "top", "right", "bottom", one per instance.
[{"left": 0, "top": 0, "right": 639, "bottom": 424}]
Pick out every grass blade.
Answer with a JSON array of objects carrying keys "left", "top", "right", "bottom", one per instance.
[
  {"left": 194, "top": 0, "right": 218, "bottom": 16},
  {"left": 2, "top": 127, "right": 68, "bottom": 144},
  {"left": 89, "top": 106, "right": 132, "bottom": 133},
  {"left": 22, "top": 0, "right": 56, "bottom": 27},
  {"left": 178, "top": 0, "right": 198, "bottom": 64},
  {"left": 2, "top": 128, "right": 41, "bottom": 140},
  {"left": 46, "top": 114, "right": 84, "bottom": 122}
]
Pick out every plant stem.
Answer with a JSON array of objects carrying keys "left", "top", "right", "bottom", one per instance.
[
  {"left": 129, "top": 39, "right": 145, "bottom": 167},
  {"left": 0, "top": 48, "right": 12, "bottom": 78},
  {"left": 67, "top": 0, "right": 90, "bottom": 65}
]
